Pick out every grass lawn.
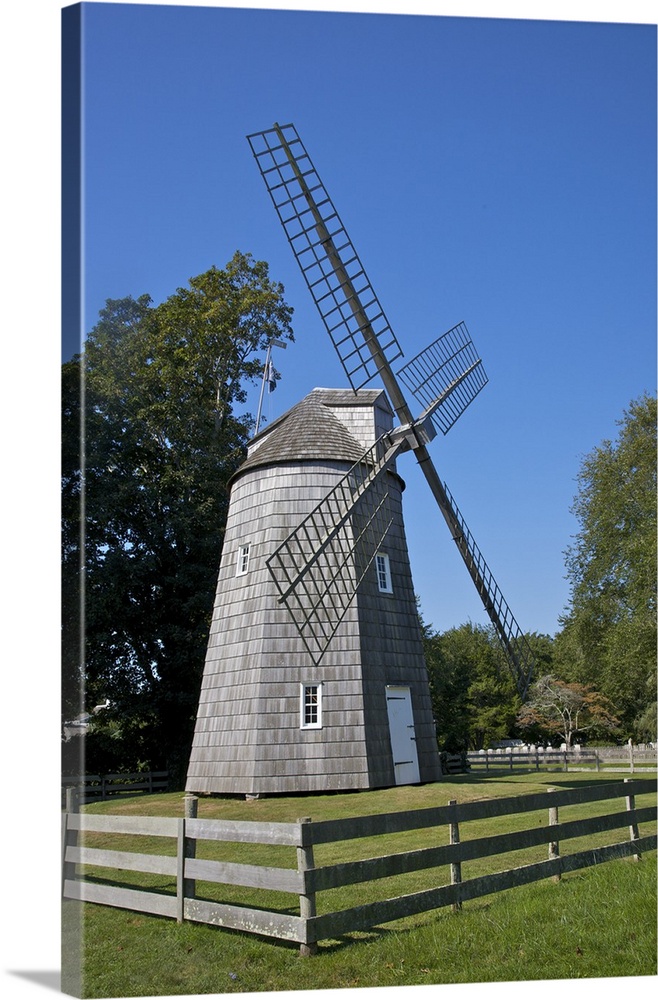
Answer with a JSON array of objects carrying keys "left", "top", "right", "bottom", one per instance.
[{"left": 66, "top": 772, "right": 657, "bottom": 998}]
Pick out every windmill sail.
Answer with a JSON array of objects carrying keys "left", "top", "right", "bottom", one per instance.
[
  {"left": 249, "top": 122, "right": 536, "bottom": 700},
  {"left": 397, "top": 322, "right": 489, "bottom": 436},
  {"left": 267, "top": 434, "right": 404, "bottom": 664},
  {"left": 247, "top": 123, "right": 404, "bottom": 393}
]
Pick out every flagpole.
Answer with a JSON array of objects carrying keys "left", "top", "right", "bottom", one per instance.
[
  {"left": 254, "top": 338, "right": 287, "bottom": 436},
  {"left": 254, "top": 343, "right": 272, "bottom": 436}
]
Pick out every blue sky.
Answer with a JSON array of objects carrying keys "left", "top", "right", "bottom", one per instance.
[{"left": 69, "top": 1, "right": 656, "bottom": 640}]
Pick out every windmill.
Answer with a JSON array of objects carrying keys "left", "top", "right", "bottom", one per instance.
[{"left": 185, "top": 123, "right": 535, "bottom": 798}]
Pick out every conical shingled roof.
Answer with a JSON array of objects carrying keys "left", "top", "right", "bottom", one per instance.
[{"left": 235, "top": 389, "right": 374, "bottom": 481}]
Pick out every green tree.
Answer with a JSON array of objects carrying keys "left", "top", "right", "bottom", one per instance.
[
  {"left": 523, "top": 632, "right": 555, "bottom": 679},
  {"left": 421, "top": 614, "right": 472, "bottom": 751},
  {"left": 62, "top": 355, "right": 85, "bottom": 729},
  {"left": 422, "top": 620, "right": 524, "bottom": 750},
  {"left": 62, "top": 252, "right": 294, "bottom": 781},
  {"left": 462, "top": 625, "right": 520, "bottom": 750},
  {"left": 558, "top": 393, "right": 657, "bottom": 737}
]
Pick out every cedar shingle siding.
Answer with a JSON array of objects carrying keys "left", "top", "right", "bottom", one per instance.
[{"left": 186, "top": 389, "right": 442, "bottom": 795}]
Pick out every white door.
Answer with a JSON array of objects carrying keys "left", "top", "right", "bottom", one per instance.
[{"left": 385, "top": 685, "right": 420, "bottom": 785}]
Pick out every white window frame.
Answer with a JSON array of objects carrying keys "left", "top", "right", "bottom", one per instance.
[
  {"left": 300, "top": 683, "right": 323, "bottom": 730},
  {"left": 236, "top": 543, "right": 251, "bottom": 576},
  {"left": 375, "top": 551, "right": 393, "bottom": 593}
]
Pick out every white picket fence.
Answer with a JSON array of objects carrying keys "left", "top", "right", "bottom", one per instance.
[{"left": 466, "top": 744, "right": 657, "bottom": 775}]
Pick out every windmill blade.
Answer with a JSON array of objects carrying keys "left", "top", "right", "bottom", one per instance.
[
  {"left": 397, "top": 322, "right": 489, "bottom": 436},
  {"left": 267, "top": 435, "right": 405, "bottom": 664},
  {"left": 247, "top": 123, "right": 404, "bottom": 393}
]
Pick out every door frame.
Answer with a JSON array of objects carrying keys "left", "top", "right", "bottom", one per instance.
[{"left": 385, "top": 684, "right": 420, "bottom": 785}]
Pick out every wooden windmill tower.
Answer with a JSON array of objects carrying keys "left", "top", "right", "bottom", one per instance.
[{"left": 186, "top": 123, "right": 536, "bottom": 797}]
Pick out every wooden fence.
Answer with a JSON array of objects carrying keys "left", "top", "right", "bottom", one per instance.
[
  {"left": 62, "top": 778, "right": 656, "bottom": 954},
  {"left": 61, "top": 771, "right": 169, "bottom": 805},
  {"left": 466, "top": 745, "right": 657, "bottom": 775}
]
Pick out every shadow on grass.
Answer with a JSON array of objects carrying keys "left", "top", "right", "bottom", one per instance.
[{"left": 524, "top": 776, "right": 653, "bottom": 790}]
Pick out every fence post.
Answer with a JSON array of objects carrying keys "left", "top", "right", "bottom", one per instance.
[
  {"left": 176, "top": 818, "right": 186, "bottom": 923},
  {"left": 535, "top": 747, "right": 539, "bottom": 771},
  {"left": 594, "top": 749, "right": 600, "bottom": 772},
  {"left": 65, "top": 785, "right": 78, "bottom": 813},
  {"left": 62, "top": 786, "right": 80, "bottom": 896},
  {"left": 181, "top": 792, "right": 198, "bottom": 920},
  {"left": 628, "top": 740, "right": 635, "bottom": 774},
  {"left": 548, "top": 790, "right": 560, "bottom": 882},
  {"left": 624, "top": 778, "right": 641, "bottom": 861},
  {"left": 297, "top": 818, "right": 317, "bottom": 956},
  {"left": 448, "top": 799, "right": 462, "bottom": 911}
]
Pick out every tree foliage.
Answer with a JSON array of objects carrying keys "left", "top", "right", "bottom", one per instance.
[
  {"left": 517, "top": 674, "right": 620, "bottom": 748},
  {"left": 558, "top": 393, "right": 657, "bottom": 737},
  {"left": 419, "top": 395, "right": 655, "bottom": 751},
  {"left": 420, "top": 617, "right": 546, "bottom": 750},
  {"left": 62, "top": 252, "right": 294, "bottom": 780}
]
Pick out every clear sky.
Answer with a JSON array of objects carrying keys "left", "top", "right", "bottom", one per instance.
[{"left": 70, "top": 1, "right": 656, "bottom": 640}]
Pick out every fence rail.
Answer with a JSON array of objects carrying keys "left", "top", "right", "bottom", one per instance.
[
  {"left": 62, "top": 778, "right": 656, "bottom": 953},
  {"left": 61, "top": 771, "right": 169, "bottom": 805}
]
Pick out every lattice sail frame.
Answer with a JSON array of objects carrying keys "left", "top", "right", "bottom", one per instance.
[
  {"left": 397, "top": 322, "right": 489, "bottom": 436},
  {"left": 266, "top": 436, "right": 403, "bottom": 664},
  {"left": 247, "top": 123, "right": 404, "bottom": 391}
]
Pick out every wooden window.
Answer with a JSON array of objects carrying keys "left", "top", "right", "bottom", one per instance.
[
  {"left": 300, "top": 683, "right": 323, "bottom": 729},
  {"left": 236, "top": 543, "right": 250, "bottom": 576},
  {"left": 376, "top": 552, "right": 393, "bottom": 593}
]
